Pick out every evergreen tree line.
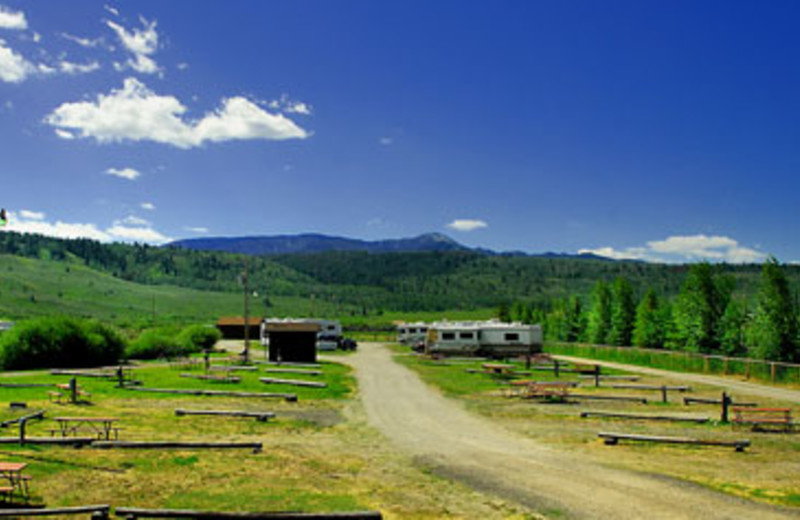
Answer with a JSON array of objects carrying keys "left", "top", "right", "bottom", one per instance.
[{"left": 502, "top": 259, "right": 799, "bottom": 363}]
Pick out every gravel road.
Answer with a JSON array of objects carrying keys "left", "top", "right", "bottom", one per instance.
[
  {"left": 555, "top": 354, "right": 800, "bottom": 404},
  {"left": 346, "top": 342, "right": 798, "bottom": 519}
]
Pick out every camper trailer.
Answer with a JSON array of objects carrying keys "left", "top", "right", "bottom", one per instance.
[
  {"left": 425, "top": 320, "right": 543, "bottom": 358},
  {"left": 397, "top": 322, "right": 429, "bottom": 350}
]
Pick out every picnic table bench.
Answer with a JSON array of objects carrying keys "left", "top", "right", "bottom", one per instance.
[
  {"left": 49, "top": 382, "right": 91, "bottom": 404},
  {"left": 481, "top": 363, "right": 516, "bottom": 376},
  {"left": 732, "top": 407, "right": 793, "bottom": 432},
  {"left": 507, "top": 381, "right": 573, "bottom": 401},
  {"left": 51, "top": 417, "right": 121, "bottom": 440},
  {"left": 0, "top": 462, "right": 30, "bottom": 501}
]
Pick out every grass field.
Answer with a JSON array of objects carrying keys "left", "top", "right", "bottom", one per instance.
[
  {"left": 390, "top": 345, "right": 800, "bottom": 509},
  {"left": 0, "top": 351, "right": 537, "bottom": 519}
]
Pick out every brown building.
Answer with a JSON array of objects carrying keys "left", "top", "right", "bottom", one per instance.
[
  {"left": 216, "top": 317, "right": 262, "bottom": 340},
  {"left": 263, "top": 321, "right": 321, "bottom": 363}
]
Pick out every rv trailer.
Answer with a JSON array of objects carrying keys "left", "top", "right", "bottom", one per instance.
[
  {"left": 425, "top": 320, "right": 543, "bottom": 358},
  {"left": 397, "top": 322, "right": 429, "bottom": 351}
]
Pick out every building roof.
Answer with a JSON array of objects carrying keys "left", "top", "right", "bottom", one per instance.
[
  {"left": 216, "top": 317, "right": 263, "bottom": 327},
  {"left": 264, "top": 321, "right": 321, "bottom": 333}
]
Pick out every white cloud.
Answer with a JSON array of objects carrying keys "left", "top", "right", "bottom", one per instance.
[
  {"left": 54, "top": 129, "right": 75, "bottom": 139},
  {"left": 140, "top": 202, "right": 155, "bottom": 211},
  {"left": 19, "top": 210, "right": 44, "bottom": 220},
  {"left": 185, "top": 226, "right": 208, "bottom": 234},
  {"left": 106, "top": 223, "right": 170, "bottom": 243},
  {"left": 447, "top": 219, "right": 488, "bottom": 232},
  {"left": 4, "top": 211, "right": 110, "bottom": 241},
  {"left": 0, "top": 38, "right": 34, "bottom": 83},
  {"left": 286, "top": 102, "right": 312, "bottom": 115},
  {"left": 119, "top": 215, "right": 150, "bottom": 227},
  {"left": 46, "top": 78, "right": 310, "bottom": 148},
  {"left": 104, "top": 4, "right": 120, "bottom": 17},
  {"left": 0, "top": 6, "right": 27, "bottom": 30},
  {"left": 579, "top": 234, "right": 767, "bottom": 264},
  {"left": 59, "top": 60, "right": 101, "bottom": 75},
  {"left": 106, "top": 17, "right": 160, "bottom": 74},
  {"left": 3, "top": 210, "right": 171, "bottom": 244},
  {"left": 176, "top": 62, "right": 188, "bottom": 71},
  {"left": 61, "top": 33, "right": 104, "bottom": 48},
  {"left": 379, "top": 137, "right": 393, "bottom": 146},
  {"left": 105, "top": 167, "right": 141, "bottom": 180}
]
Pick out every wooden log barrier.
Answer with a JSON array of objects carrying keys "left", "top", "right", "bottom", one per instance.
[
  {"left": 684, "top": 397, "right": 757, "bottom": 407},
  {"left": 569, "top": 394, "right": 648, "bottom": 404},
  {"left": 0, "top": 436, "right": 95, "bottom": 446},
  {"left": 0, "top": 409, "right": 45, "bottom": 427},
  {"left": 91, "top": 441, "right": 263, "bottom": 453},
  {"left": 598, "top": 431, "right": 750, "bottom": 452},
  {"left": 179, "top": 373, "right": 241, "bottom": 383},
  {"left": 123, "top": 387, "right": 297, "bottom": 402},
  {"left": 259, "top": 378, "right": 327, "bottom": 389},
  {"left": 175, "top": 409, "right": 275, "bottom": 422},
  {"left": 0, "top": 505, "right": 111, "bottom": 518},
  {"left": 114, "top": 507, "right": 382, "bottom": 519},
  {"left": 257, "top": 361, "right": 322, "bottom": 369},
  {"left": 211, "top": 365, "right": 259, "bottom": 372},
  {"left": 264, "top": 368, "right": 323, "bottom": 376},
  {"left": 580, "top": 411, "right": 710, "bottom": 423}
]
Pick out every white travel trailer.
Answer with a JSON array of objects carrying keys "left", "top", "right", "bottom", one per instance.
[
  {"left": 396, "top": 322, "right": 429, "bottom": 349},
  {"left": 425, "top": 320, "right": 543, "bottom": 358}
]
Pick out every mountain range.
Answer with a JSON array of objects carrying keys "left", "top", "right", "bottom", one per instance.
[{"left": 167, "top": 232, "right": 611, "bottom": 260}]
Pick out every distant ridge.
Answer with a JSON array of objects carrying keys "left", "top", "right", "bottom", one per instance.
[
  {"left": 167, "top": 232, "right": 469, "bottom": 255},
  {"left": 167, "top": 232, "right": 617, "bottom": 260}
]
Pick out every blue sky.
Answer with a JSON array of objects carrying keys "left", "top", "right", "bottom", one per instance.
[{"left": 1, "top": 1, "right": 798, "bottom": 263}]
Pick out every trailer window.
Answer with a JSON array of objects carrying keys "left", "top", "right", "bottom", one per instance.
[
  {"left": 504, "top": 333, "right": 520, "bottom": 341},
  {"left": 459, "top": 332, "right": 475, "bottom": 339},
  {"left": 442, "top": 332, "right": 456, "bottom": 340}
]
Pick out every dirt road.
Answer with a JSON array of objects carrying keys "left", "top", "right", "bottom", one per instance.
[
  {"left": 555, "top": 354, "right": 800, "bottom": 404},
  {"left": 346, "top": 343, "right": 797, "bottom": 519}
]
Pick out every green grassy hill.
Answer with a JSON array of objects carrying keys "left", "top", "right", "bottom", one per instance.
[{"left": 0, "top": 254, "right": 341, "bottom": 327}]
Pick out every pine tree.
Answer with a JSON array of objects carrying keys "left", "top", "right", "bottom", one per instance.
[
  {"left": 587, "top": 281, "right": 612, "bottom": 345},
  {"left": 610, "top": 277, "right": 636, "bottom": 346},
  {"left": 751, "top": 257, "right": 798, "bottom": 361},
  {"left": 672, "top": 263, "right": 732, "bottom": 353},
  {"left": 633, "top": 288, "right": 664, "bottom": 348}
]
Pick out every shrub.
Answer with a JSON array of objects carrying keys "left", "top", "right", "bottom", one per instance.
[
  {"left": 0, "top": 316, "right": 126, "bottom": 370},
  {"left": 177, "top": 324, "right": 221, "bottom": 354},
  {"left": 126, "top": 327, "right": 184, "bottom": 360}
]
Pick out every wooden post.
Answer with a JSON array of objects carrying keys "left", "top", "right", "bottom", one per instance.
[
  {"left": 661, "top": 385, "right": 668, "bottom": 404},
  {"left": 203, "top": 350, "right": 211, "bottom": 372},
  {"left": 18, "top": 418, "right": 26, "bottom": 446},
  {"left": 770, "top": 362, "right": 776, "bottom": 383},
  {"left": 594, "top": 365, "right": 600, "bottom": 388},
  {"left": 745, "top": 360, "right": 750, "bottom": 380},
  {"left": 721, "top": 391, "right": 731, "bottom": 423},
  {"left": 69, "top": 377, "right": 78, "bottom": 404},
  {"left": 554, "top": 360, "right": 560, "bottom": 378}
]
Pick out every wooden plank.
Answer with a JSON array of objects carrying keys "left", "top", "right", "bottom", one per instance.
[
  {"left": 0, "top": 505, "right": 110, "bottom": 517},
  {"left": 578, "top": 375, "right": 640, "bottom": 381},
  {"left": 264, "top": 368, "right": 323, "bottom": 376},
  {"left": 211, "top": 365, "right": 259, "bottom": 372},
  {"left": 0, "top": 383, "right": 54, "bottom": 388},
  {"left": 684, "top": 397, "right": 758, "bottom": 407},
  {"left": 92, "top": 441, "right": 263, "bottom": 453},
  {"left": 179, "top": 374, "right": 241, "bottom": 383},
  {"left": 569, "top": 394, "right": 648, "bottom": 404},
  {"left": 0, "top": 410, "right": 45, "bottom": 428},
  {"left": 175, "top": 409, "right": 275, "bottom": 421},
  {"left": 607, "top": 384, "right": 692, "bottom": 392},
  {"left": 123, "top": 387, "right": 297, "bottom": 402},
  {"left": 598, "top": 431, "right": 750, "bottom": 451},
  {"left": 114, "top": 508, "right": 382, "bottom": 519},
  {"left": 257, "top": 361, "right": 322, "bottom": 369},
  {"left": 580, "top": 411, "right": 710, "bottom": 423},
  {"left": 259, "top": 378, "right": 327, "bottom": 389},
  {"left": 0, "top": 436, "right": 94, "bottom": 446}
]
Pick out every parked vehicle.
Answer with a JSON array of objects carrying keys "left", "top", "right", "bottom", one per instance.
[{"left": 424, "top": 320, "right": 543, "bottom": 358}]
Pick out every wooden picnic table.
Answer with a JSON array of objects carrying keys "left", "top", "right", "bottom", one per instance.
[
  {"left": 0, "top": 462, "right": 29, "bottom": 499},
  {"left": 52, "top": 417, "right": 120, "bottom": 440},
  {"left": 481, "top": 363, "right": 516, "bottom": 375}
]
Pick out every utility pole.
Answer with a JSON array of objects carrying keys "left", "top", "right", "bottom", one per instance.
[{"left": 242, "top": 257, "right": 250, "bottom": 364}]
